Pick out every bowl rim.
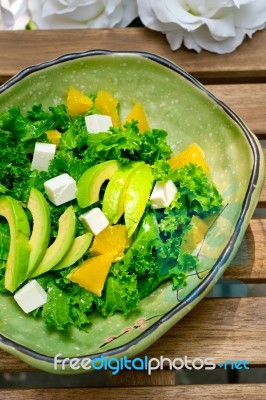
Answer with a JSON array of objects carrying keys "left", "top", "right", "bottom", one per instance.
[{"left": 0, "top": 49, "right": 262, "bottom": 366}]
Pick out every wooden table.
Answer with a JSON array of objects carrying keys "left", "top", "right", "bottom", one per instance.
[{"left": 0, "top": 28, "right": 265, "bottom": 399}]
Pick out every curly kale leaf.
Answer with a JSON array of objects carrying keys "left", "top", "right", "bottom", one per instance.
[
  {"left": 151, "top": 160, "right": 223, "bottom": 218},
  {"left": 41, "top": 283, "right": 72, "bottom": 331},
  {"left": 170, "top": 164, "right": 223, "bottom": 218},
  {"left": 100, "top": 272, "right": 139, "bottom": 316},
  {"left": 84, "top": 122, "right": 172, "bottom": 165},
  {"left": 40, "top": 281, "right": 93, "bottom": 331}
]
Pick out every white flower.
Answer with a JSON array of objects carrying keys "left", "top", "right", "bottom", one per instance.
[
  {"left": 28, "top": 0, "right": 138, "bottom": 29},
  {"left": 137, "top": 0, "right": 266, "bottom": 53},
  {"left": 0, "top": 0, "right": 30, "bottom": 29}
]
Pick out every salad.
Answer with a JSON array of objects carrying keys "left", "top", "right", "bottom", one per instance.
[{"left": 0, "top": 87, "right": 223, "bottom": 331}]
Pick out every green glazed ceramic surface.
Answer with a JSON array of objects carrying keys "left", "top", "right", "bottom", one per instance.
[{"left": 0, "top": 50, "right": 264, "bottom": 373}]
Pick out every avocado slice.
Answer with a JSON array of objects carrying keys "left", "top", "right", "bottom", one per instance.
[
  {"left": 53, "top": 232, "right": 93, "bottom": 271},
  {"left": 124, "top": 164, "right": 154, "bottom": 237},
  {"left": 0, "top": 195, "right": 30, "bottom": 293},
  {"left": 31, "top": 206, "right": 76, "bottom": 278},
  {"left": 102, "top": 161, "right": 143, "bottom": 224},
  {"left": 27, "top": 188, "right": 51, "bottom": 277},
  {"left": 77, "top": 160, "right": 120, "bottom": 208}
]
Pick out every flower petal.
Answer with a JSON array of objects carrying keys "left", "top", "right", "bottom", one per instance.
[
  {"left": 138, "top": 0, "right": 266, "bottom": 54},
  {"left": 0, "top": 0, "right": 29, "bottom": 29},
  {"left": 28, "top": 0, "right": 137, "bottom": 29},
  {"left": 234, "top": 0, "right": 266, "bottom": 29},
  {"left": 191, "top": 25, "right": 247, "bottom": 53},
  {"left": 204, "top": 13, "right": 236, "bottom": 39},
  {"left": 166, "top": 29, "right": 184, "bottom": 50}
]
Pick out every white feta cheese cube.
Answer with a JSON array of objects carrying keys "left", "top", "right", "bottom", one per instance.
[
  {"left": 31, "top": 142, "right": 56, "bottom": 172},
  {"left": 44, "top": 173, "right": 77, "bottom": 206},
  {"left": 79, "top": 207, "right": 109, "bottom": 235},
  {"left": 85, "top": 114, "right": 113, "bottom": 134},
  {"left": 150, "top": 180, "right": 177, "bottom": 209},
  {"left": 14, "top": 280, "right": 48, "bottom": 314}
]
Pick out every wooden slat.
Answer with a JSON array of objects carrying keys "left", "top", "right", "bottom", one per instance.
[
  {"left": 1, "top": 297, "right": 266, "bottom": 372},
  {"left": 0, "top": 28, "right": 266, "bottom": 84},
  {"left": 225, "top": 219, "right": 266, "bottom": 281},
  {"left": 260, "top": 187, "right": 266, "bottom": 208},
  {"left": 206, "top": 84, "right": 266, "bottom": 138},
  {"left": 1, "top": 385, "right": 266, "bottom": 399},
  {"left": 112, "top": 370, "right": 176, "bottom": 386},
  {"left": 259, "top": 148, "right": 266, "bottom": 205},
  {"left": 0, "top": 350, "right": 35, "bottom": 372}
]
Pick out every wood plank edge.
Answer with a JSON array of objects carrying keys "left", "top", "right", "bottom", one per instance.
[{"left": 1, "top": 384, "right": 266, "bottom": 399}]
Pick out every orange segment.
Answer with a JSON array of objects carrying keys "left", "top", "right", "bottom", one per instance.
[
  {"left": 95, "top": 90, "right": 120, "bottom": 127},
  {"left": 168, "top": 143, "right": 210, "bottom": 174},
  {"left": 67, "top": 253, "right": 114, "bottom": 297},
  {"left": 68, "top": 225, "right": 130, "bottom": 296},
  {"left": 90, "top": 224, "right": 130, "bottom": 260},
  {"left": 125, "top": 103, "right": 150, "bottom": 134},
  {"left": 46, "top": 130, "right": 61, "bottom": 147},
  {"left": 67, "top": 86, "right": 93, "bottom": 116}
]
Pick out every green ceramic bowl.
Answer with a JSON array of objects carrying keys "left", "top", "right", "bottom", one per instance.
[{"left": 0, "top": 50, "right": 264, "bottom": 374}]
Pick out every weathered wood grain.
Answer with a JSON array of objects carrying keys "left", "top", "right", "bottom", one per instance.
[
  {"left": 206, "top": 84, "right": 266, "bottom": 138},
  {"left": 225, "top": 219, "right": 266, "bottom": 281},
  {"left": 112, "top": 370, "right": 176, "bottom": 386},
  {"left": 259, "top": 148, "right": 266, "bottom": 206},
  {"left": 1, "top": 384, "right": 266, "bottom": 399},
  {"left": 0, "top": 351, "right": 35, "bottom": 372}
]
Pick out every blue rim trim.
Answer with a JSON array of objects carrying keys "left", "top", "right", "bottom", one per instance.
[{"left": 0, "top": 49, "right": 261, "bottom": 365}]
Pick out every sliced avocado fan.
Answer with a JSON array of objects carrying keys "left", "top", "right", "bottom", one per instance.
[{"left": 102, "top": 161, "right": 144, "bottom": 224}]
